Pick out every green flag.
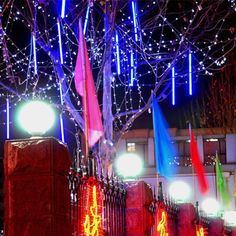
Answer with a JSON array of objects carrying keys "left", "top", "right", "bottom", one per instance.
[{"left": 215, "top": 153, "right": 230, "bottom": 208}]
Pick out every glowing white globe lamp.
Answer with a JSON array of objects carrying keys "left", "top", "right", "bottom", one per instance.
[
  {"left": 168, "top": 181, "right": 191, "bottom": 203},
  {"left": 201, "top": 198, "right": 221, "bottom": 217},
  {"left": 17, "top": 100, "right": 55, "bottom": 136},
  {"left": 115, "top": 153, "right": 144, "bottom": 179},
  {"left": 224, "top": 211, "right": 236, "bottom": 227}
]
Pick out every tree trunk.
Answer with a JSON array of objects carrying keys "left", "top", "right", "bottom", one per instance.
[{"left": 101, "top": 1, "right": 115, "bottom": 162}]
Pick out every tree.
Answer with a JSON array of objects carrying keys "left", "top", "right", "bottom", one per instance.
[
  {"left": 199, "top": 57, "right": 236, "bottom": 128},
  {"left": 0, "top": 0, "right": 235, "bottom": 163}
]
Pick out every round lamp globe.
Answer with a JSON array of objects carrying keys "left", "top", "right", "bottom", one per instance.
[
  {"left": 115, "top": 153, "right": 143, "bottom": 179},
  {"left": 17, "top": 100, "right": 55, "bottom": 136}
]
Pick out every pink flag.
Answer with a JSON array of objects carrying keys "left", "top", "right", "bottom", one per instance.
[{"left": 74, "top": 21, "right": 103, "bottom": 147}]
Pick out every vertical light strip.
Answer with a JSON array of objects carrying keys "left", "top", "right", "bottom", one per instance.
[
  {"left": 57, "top": 19, "right": 64, "bottom": 64},
  {"left": 130, "top": 49, "right": 134, "bottom": 86},
  {"left": 32, "top": 34, "right": 37, "bottom": 75},
  {"left": 172, "top": 67, "right": 175, "bottom": 105},
  {"left": 59, "top": 82, "right": 65, "bottom": 142},
  {"left": 131, "top": 0, "right": 138, "bottom": 42},
  {"left": 189, "top": 51, "right": 192, "bottom": 95},
  {"left": 83, "top": 6, "right": 90, "bottom": 35},
  {"left": 61, "top": 0, "right": 66, "bottom": 18},
  {"left": 6, "top": 98, "right": 10, "bottom": 139},
  {"left": 115, "top": 31, "right": 121, "bottom": 75}
]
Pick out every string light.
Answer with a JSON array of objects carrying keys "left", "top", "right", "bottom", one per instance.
[
  {"left": 57, "top": 19, "right": 64, "bottom": 64},
  {"left": 61, "top": 0, "right": 66, "bottom": 18},
  {"left": 59, "top": 82, "right": 65, "bottom": 142},
  {"left": 83, "top": 185, "right": 101, "bottom": 236},
  {"left": 157, "top": 211, "right": 168, "bottom": 236},
  {"left": 6, "top": 98, "right": 10, "bottom": 139},
  {"left": 130, "top": 48, "right": 134, "bottom": 86},
  {"left": 172, "top": 66, "right": 175, "bottom": 105},
  {"left": 196, "top": 227, "right": 205, "bottom": 236},
  {"left": 189, "top": 51, "right": 192, "bottom": 96},
  {"left": 83, "top": 6, "right": 90, "bottom": 35},
  {"left": 115, "top": 31, "right": 121, "bottom": 75},
  {"left": 0, "top": 0, "right": 235, "bottom": 141},
  {"left": 131, "top": 0, "right": 138, "bottom": 42},
  {"left": 32, "top": 34, "right": 37, "bottom": 75}
]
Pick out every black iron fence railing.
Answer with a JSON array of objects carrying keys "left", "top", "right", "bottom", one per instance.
[
  {"left": 151, "top": 182, "right": 179, "bottom": 236},
  {"left": 151, "top": 182, "right": 236, "bottom": 236},
  {"left": 68, "top": 167, "right": 126, "bottom": 236}
]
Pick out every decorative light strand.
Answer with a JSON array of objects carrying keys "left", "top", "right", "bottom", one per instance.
[
  {"left": 61, "top": 0, "right": 66, "bottom": 18},
  {"left": 83, "top": 185, "right": 101, "bottom": 236},
  {"left": 157, "top": 211, "right": 168, "bottom": 236},
  {"left": 32, "top": 34, "right": 37, "bottom": 75},
  {"left": 57, "top": 19, "right": 64, "bottom": 64},
  {"left": 83, "top": 6, "right": 90, "bottom": 35},
  {"left": 131, "top": 0, "right": 138, "bottom": 42},
  {"left": 6, "top": 98, "right": 10, "bottom": 139},
  {"left": 172, "top": 66, "right": 175, "bottom": 105},
  {"left": 115, "top": 31, "right": 121, "bottom": 75},
  {"left": 130, "top": 49, "right": 134, "bottom": 86},
  {"left": 189, "top": 51, "right": 192, "bottom": 95},
  {"left": 59, "top": 82, "right": 65, "bottom": 142},
  {"left": 196, "top": 227, "right": 205, "bottom": 236}
]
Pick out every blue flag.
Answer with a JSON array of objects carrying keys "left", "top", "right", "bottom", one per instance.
[{"left": 152, "top": 95, "right": 176, "bottom": 178}]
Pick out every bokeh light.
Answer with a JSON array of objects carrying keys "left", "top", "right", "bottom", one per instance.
[
  {"left": 115, "top": 153, "right": 144, "bottom": 179},
  {"left": 17, "top": 100, "right": 55, "bottom": 136}
]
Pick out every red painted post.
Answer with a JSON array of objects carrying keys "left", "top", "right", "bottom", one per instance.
[
  {"left": 231, "top": 229, "right": 236, "bottom": 236},
  {"left": 4, "top": 138, "right": 72, "bottom": 236},
  {"left": 178, "top": 203, "right": 196, "bottom": 236},
  {"left": 208, "top": 218, "right": 224, "bottom": 236},
  {"left": 126, "top": 181, "right": 154, "bottom": 236}
]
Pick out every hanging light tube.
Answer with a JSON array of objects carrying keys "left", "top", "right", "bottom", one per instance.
[
  {"left": 32, "top": 34, "right": 37, "bottom": 75},
  {"left": 131, "top": 0, "right": 138, "bottom": 42},
  {"left": 115, "top": 31, "right": 121, "bottom": 75},
  {"left": 172, "top": 67, "right": 175, "bottom": 105},
  {"left": 61, "top": 0, "right": 66, "bottom": 18},
  {"left": 83, "top": 6, "right": 90, "bottom": 35},
  {"left": 6, "top": 98, "right": 10, "bottom": 139},
  {"left": 57, "top": 19, "right": 64, "bottom": 64},
  {"left": 189, "top": 51, "right": 192, "bottom": 95},
  {"left": 59, "top": 82, "right": 65, "bottom": 142},
  {"left": 130, "top": 49, "right": 134, "bottom": 86}
]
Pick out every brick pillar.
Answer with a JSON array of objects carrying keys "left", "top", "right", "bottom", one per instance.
[
  {"left": 4, "top": 138, "right": 72, "bottom": 236},
  {"left": 208, "top": 218, "right": 224, "bottom": 236},
  {"left": 178, "top": 203, "right": 196, "bottom": 236},
  {"left": 231, "top": 229, "right": 236, "bottom": 236},
  {"left": 126, "top": 181, "right": 154, "bottom": 236}
]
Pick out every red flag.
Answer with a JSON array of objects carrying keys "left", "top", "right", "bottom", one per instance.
[
  {"left": 190, "top": 131, "right": 209, "bottom": 194},
  {"left": 74, "top": 21, "right": 103, "bottom": 147}
]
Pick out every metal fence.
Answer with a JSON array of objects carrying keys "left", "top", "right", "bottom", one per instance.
[
  {"left": 151, "top": 182, "right": 179, "bottom": 236},
  {"left": 68, "top": 163, "right": 126, "bottom": 236},
  {"left": 151, "top": 182, "right": 235, "bottom": 236}
]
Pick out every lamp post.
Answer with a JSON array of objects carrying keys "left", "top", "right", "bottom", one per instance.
[{"left": 4, "top": 100, "right": 71, "bottom": 236}]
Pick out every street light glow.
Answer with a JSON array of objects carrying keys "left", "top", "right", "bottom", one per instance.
[
  {"left": 201, "top": 198, "right": 221, "bottom": 217},
  {"left": 224, "top": 211, "right": 236, "bottom": 227},
  {"left": 168, "top": 181, "right": 191, "bottom": 203},
  {"left": 115, "top": 153, "right": 143, "bottom": 179},
  {"left": 17, "top": 100, "right": 55, "bottom": 136}
]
